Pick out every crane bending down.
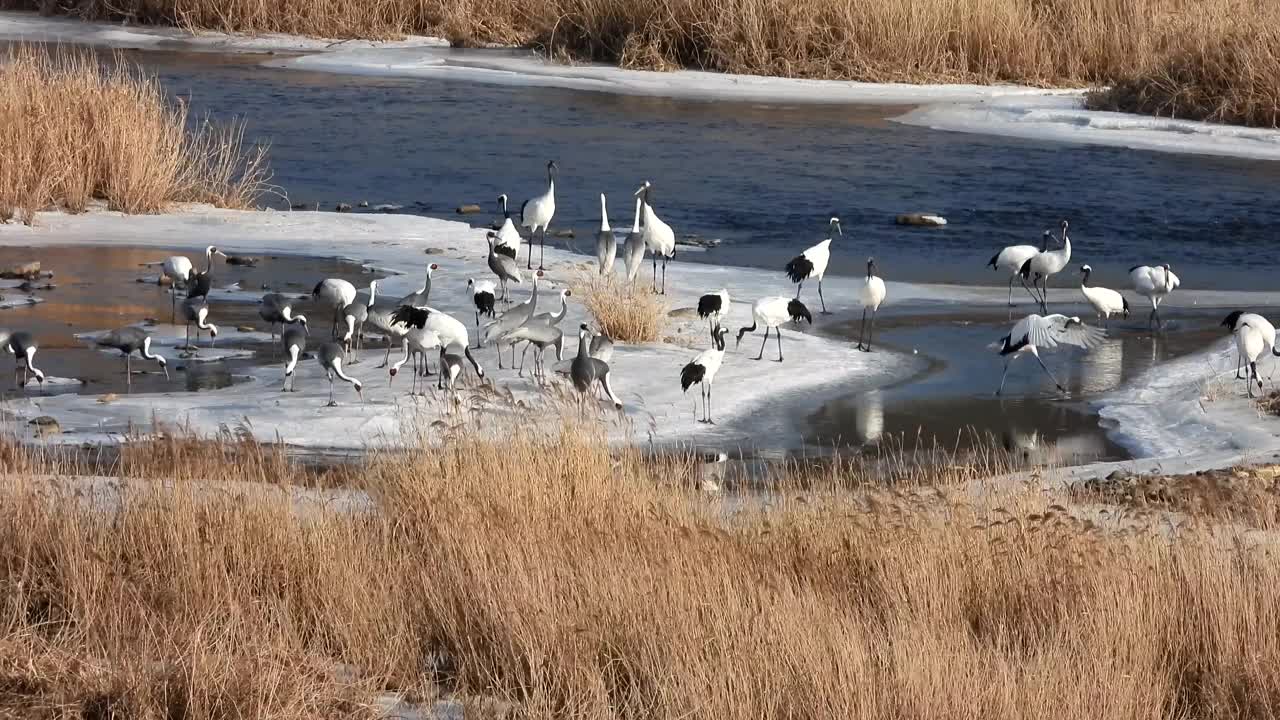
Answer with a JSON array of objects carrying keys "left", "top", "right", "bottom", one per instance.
[
  {"left": 735, "top": 297, "right": 812, "bottom": 362},
  {"left": 390, "top": 305, "right": 486, "bottom": 386},
  {"left": 989, "top": 313, "right": 1105, "bottom": 396},
  {"left": 681, "top": 325, "right": 728, "bottom": 423},
  {"left": 785, "top": 217, "right": 841, "bottom": 314},
  {"left": 5, "top": 331, "right": 44, "bottom": 389},
  {"left": 316, "top": 341, "right": 363, "bottom": 406},
  {"left": 312, "top": 278, "right": 357, "bottom": 337},
  {"left": 1129, "top": 263, "right": 1180, "bottom": 329},
  {"left": 281, "top": 323, "right": 307, "bottom": 392},
  {"left": 1235, "top": 321, "right": 1268, "bottom": 397},
  {"left": 180, "top": 296, "right": 218, "bottom": 356},
  {"left": 1222, "top": 311, "right": 1280, "bottom": 382},
  {"left": 90, "top": 327, "right": 169, "bottom": 388},
  {"left": 571, "top": 323, "right": 623, "bottom": 411}
]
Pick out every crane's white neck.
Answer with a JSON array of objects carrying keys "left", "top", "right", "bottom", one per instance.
[
  {"left": 284, "top": 345, "right": 300, "bottom": 376},
  {"left": 368, "top": 280, "right": 378, "bottom": 306},
  {"left": 631, "top": 197, "right": 641, "bottom": 232},
  {"left": 140, "top": 336, "right": 161, "bottom": 361},
  {"left": 391, "top": 339, "right": 412, "bottom": 374},
  {"left": 343, "top": 314, "right": 357, "bottom": 342},
  {"left": 196, "top": 307, "right": 215, "bottom": 331},
  {"left": 551, "top": 291, "right": 569, "bottom": 321},
  {"left": 331, "top": 358, "right": 358, "bottom": 386},
  {"left": 577, "top": 331, "right": 592, "bottom": 359},
  {"left": 24, "top": 346, "right": 43, "bottom": 382},
  {"left": 599, "top": 194, "right": 610, "bottom": 232}
]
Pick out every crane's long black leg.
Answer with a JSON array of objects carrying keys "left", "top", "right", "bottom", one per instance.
[
  {"left": 857, "top": 308, "right": 867, "bottom": 351},
  {"left": 707, "top": 384, "right": 715, "bottom": 424},
  {"left": 652, "top": 256, "right": 658, "bottom": 294},
  {"left": 866, "top": 311, "right": 877, "bottom": 352},
  {"left": 126, "top": 354, "right": 132, "bottom": 390},
  {"left": 539, "top": 228, "right": 546, "bottom": 270},
  {"left": 661, "top": 259, "right": 667, "bottom": 295},
  {"left": 526, "top": 238, "right": 533, "bottom": 270},
  {"left": 1007, "top": 276, "right": 1015, "bottom": 307},
  {"left": 1035, "top": 353, "right": 1065, "bottom": 393},
  {"left": 818, "top": 279, "right": 828, "bottom": 314},
  {"left": 996, "top": 358, "right": 1011, "bottom": 396},
  {"left": 756, "top": 328, "right": 768, "bottom": 360},
  {"left": 776, "top": 328, "right": 784, "bottom": 362},
  {"left": 795, "top": 280, "right": 803, "bottom": 300}
]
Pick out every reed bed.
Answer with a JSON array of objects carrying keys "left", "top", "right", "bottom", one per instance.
[
  {"left": 0, "top": 44, "right": 271, "bottom": 223},
  {"left": 1, "top": 423, "right": 1279, "bottom": 718},
  {"left": 11, "top": 0, "right": 1280, "bottom": 126},
  {"left": 573, "top": 270, "right": 667, "bottom": 343}
]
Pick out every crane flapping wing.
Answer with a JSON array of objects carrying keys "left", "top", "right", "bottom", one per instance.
[{"left": 1033, "top": 314, "right": 1106, "bottom": 350}]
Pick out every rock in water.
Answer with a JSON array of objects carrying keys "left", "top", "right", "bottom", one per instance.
[
  {"left": 896, "top": 213, "right": 948, "bottom": 227},
  {"left": 335, "top": 203, "right": 353, "bottom": 213},
  {"left": 28, "top": 416, "right": 60, "bottom": 436},
  {"left": 456, "top": 204, "right": 482, "bottom": 214},
  {"left": 0, "top": 261, "right": 40, "bottom": 279}
]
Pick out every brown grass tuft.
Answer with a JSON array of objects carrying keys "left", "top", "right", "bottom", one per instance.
[
  {"left": 3, "top": 424, "right": 1280, "bottom": 716},
  {"left": 0, "top": 44, "right": 271, "bottom": 222},
  {"left": 573, "top": 271, "right": 666, "bottom": 343},
  {"left": 11, "top": 0, "right": 1280, "bottom": 125}
]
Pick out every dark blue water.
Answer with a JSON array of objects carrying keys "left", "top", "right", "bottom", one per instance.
[{"left": 127, "top": 49, "right": 1280, "bottom": 291}]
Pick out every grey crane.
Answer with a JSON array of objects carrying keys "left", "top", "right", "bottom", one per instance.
[
  {"left": 596, "top": 193, "right": 616, "bottom": 275},
  {"left": 341, "top": 299, "right": 368, "bottom": 362},
  {"left": 282, "top": 323, "right": 307, "bottom": 392},
  {"left": 6, "top": 331, "right": 44, "bottom": 389},
  {"left": 439, "top": 343, "right": 466, "bottom": 406},
  {"left": 399, "top": 263, "right": 439, "bottom": 308},
  {"left": 91, "top": 326, "right": 169, "bottom": 388},
  {"left": 571, "top": 323, "right": 623, "bottom": 411},
  {"left": 622, "top": 196, "right": 646, "bottom": 283},
  {"left": 179, "top": 296, "right": 218, "bottom": 356},
  {"left": 259, "top": 292, "right": 308, "bottom": 346},
  {"left": 481, "top": 270, "right": 543, "bottom": 369},
  {"left": 317, "top": 341, "right": 363, "bottom": 406},
  {"left": 389, "top": 328, "right": 442, "bottom": 396},
  {"left": 506, "top": 322, "right": 564, "bottom": 381},
  {"left": 487, "top": 231, "right": 524, "bottom": 303}
]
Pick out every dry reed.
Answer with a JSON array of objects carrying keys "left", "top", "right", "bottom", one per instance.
[
  {"left": 2, "top": 422, "right": 1280, "bottom": 717},
  {"left": 11, "top": 0, "right": 1280, "bottom": 125},
  {"left": 573, "top": 270, "right": 667, "bottom": 343},
  {"left": 0, "top": 44, "right": 271, "bottom": 223}
]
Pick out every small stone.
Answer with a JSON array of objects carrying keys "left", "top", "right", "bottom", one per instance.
[
  {"left": 335, "top": 203, "right": 353, "bottom": 213},
  {"left": 290, "top": 202, "right": 309, "bottom": 209},
  {"left": 373, "top": 204, "right": 404, "bottom": 212},
  {"left": 98, "top": 393, "right": 118, "bottom": 404},
  {"left": 28, "top": 416, "right": 60, "bottom": 435},
  {"left": 358, "top": 200, "right": 370, "bottom": 208},
  {"left": 424, "top": 247, "right": 446, "bottom": 255},
  {"left": 667, "top": 307, "right": 699, "bottom": 319},
  {"left": 0, "top": 261, "right": 40, "bottom": 279},
  {"left": 225, "top": 255, "right": 258, "bottom": 267},
  {"left": 456, "top": 204, "right": 482, "bottom": 214},
  {"left": 236, "top": 325, "right": 255, "bottom": 333},
  {"left": 553, "top": 229, "right": 575, "bottom": 238}
]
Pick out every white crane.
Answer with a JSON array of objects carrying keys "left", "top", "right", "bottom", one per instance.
[
  {"left": 1235, "top": 321, "right": 1268, "bottom": 397},
  {"left": 6, "top": 331, "right": 44, "bottom": 389},
  {"left": 486, "top": 231, "right": 523, "bottom": 303},
  {"left": 281, "top": 323, "right": 307, "bottom": 392},
  {"left": 1079, "top": 265, "right": 1129, "bottom": 328},
  {"left": 467, "top": 278, "right": 497, "bottom": 347},
  {"left": 735, "top": 297, "right": 812, "bottom": 362},
  {"left": 521, "top": 160, "right": 557, "bottom": 270},
  {"left": 622, "top": 196, "right": 646, "bottom": 283},
  {"left": 312, "top": 278, "right": 357, "bottom": 337},
  {"left": 90, "top": 326, "right": 169, "bottom": 388},
  {"left": 857, "top": 258, "right": 887, "bottom": 352},
  {"left": 697, "top": 289, "right": 730, "bottom": 335},
  {"left": 571, "top": 323, "right": 623, "bottom": 411},
  {"left": 596, "top": 193, "right": 616, "bottom": 275},
  {"left": 785, "top": 217, "right": 841, "bottom": 314},
  {"left": 987, "top": 230, "right": 1050, "bottom": 306},
  {"left": 1129, "top": 263, "right": 1179, "bottom": 329},
  {"left": 179, "top": 296, "right": 218, "bottom": 355},
  {"left": 365, "top": 284, "right": 410, "bottom": 370},
  {"left": 399, "top": 262, "right": 439, "bottom": 308},
  {"left": 680, "top": 325, "right": 728, "bottom": 424},
  {"left": 989, "top": 313, "right": 1105, "bottom": 396},
  {"left": 1021, "top": 220, "right": 1071, "bottom": 312},
  {"left": 316, "top": 341, "right": 363, "bottom": 406},
  {"left": 494, "top": 194, "right": 521, "bottom": 260},
  {"left": 391, "top": 305, "right": 486, "bottom": 387},
  {"left": 1221, "top": 311, "right": 1279, "bottom": 381},
  {"left": 635, "top": 181, "right": 675, "bottom": 294}
]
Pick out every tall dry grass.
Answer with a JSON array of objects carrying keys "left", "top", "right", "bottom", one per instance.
[
  {"left": 573, "top": 271, "right": 667, "bottom": 342},
  {"left": 2, "top": 424, "right": 1280, "bottom": 717},
  {"left": 13, "top": 0, "right": 1280, "bottom": 125},
  {"left": 0, "top": 44, "right": 271, "bottom": 223}
]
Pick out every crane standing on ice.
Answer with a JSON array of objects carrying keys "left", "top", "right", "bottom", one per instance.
[{"left": 785, "top": 217, "right": 840, "bottom": 314}]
